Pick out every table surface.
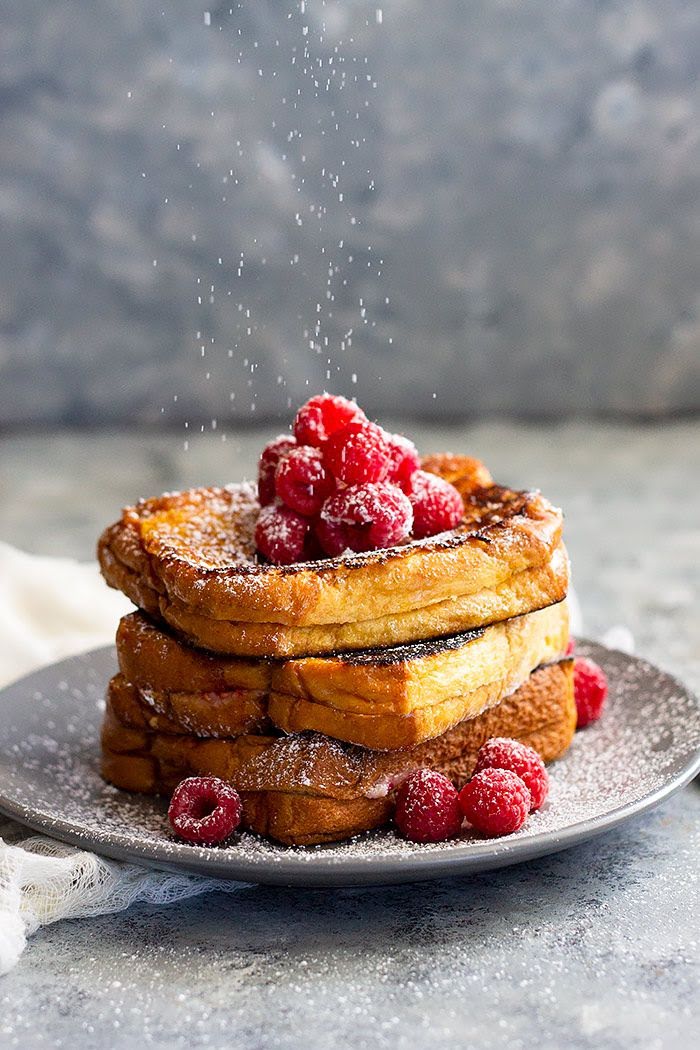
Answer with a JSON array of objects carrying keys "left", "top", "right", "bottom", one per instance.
[{"left": 1, "top": 421, "right": 699, "bottom": 1049}]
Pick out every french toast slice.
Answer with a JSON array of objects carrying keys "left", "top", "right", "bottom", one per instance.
[
  {"left": 109, "top": 673, "right": 272, "bottom": 738},
  {"left": 116, "top": 612, "right": 269, "bottom": 693},
  {"left": 98, "top": 455, "right": 568, "bottom": 657},
  {"left": 154, "top": 547, "right": 568, "bottom": 658},
  {"left": 101, "top": 660, "right": 575, "bottom": 846},
  {"left": 115, "top": 601, "right": 568, "bottom": 748}
]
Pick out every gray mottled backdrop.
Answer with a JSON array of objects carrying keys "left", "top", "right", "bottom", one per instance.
[{"left": 2, "top": 0, "right": 700, "bottom": 426}]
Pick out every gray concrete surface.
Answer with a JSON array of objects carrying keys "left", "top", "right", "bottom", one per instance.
[
  {"left": 0, "top": 421, "right": 698, "bottom": 1048},
  {"left": 3, "top": 2, "right": 700, "bottom": 424},
  {"left": 1, "top": 796, "right": 699, "bottom": 1050}
]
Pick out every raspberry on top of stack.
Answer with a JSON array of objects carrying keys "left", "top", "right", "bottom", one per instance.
[
  {"left": 255, "top": 395, "right": 464, "bottom": 564},
  {"left": 97, "top": 393, "right": 594, "bottom": 847}
]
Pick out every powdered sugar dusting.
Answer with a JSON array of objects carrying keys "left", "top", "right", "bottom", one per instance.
[
  {"left": 0, "top": 643, "right": 698, "bottom": 884},
  {"left": 143, "top": 482, "right": 261, "bottom": 570},
  {"left": 116, "top": 479, "right": 552, "bottom": 581}
]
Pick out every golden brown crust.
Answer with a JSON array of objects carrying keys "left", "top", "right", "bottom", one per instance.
[
  {"left": 127, "top": 546, "right": 568, "bottom": 658},
  {"left": 420, "top": 453, "right": 493, "bottom": 489},
  {"left": 268, "top": 601, "right": 568, "bottom": 748},
  {"left": 116, "top": 613, "right": 270, "bottom": 692},
  {"left": 239, "top": 794, "right": 394, "bottom": 846},
  {"left": 113, "top": 602, "right": 568, "bottom": 748},
  {"left": 108, "top": 673, "right": 272, "bottom": 738},
  {"left": 101, "top": 706, "right": 273, "bottom": 785},
  {"left": 101, "top": 661, "right": 575, "bottom": 846},
  {"left": 270, "top": 601, "right": 568, "bottom": 710},
  {"left": 97, "top": 456, "right": 566, "bottom": 656}
]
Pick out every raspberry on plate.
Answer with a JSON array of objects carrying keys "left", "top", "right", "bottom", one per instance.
[
  {"left": 257, "top": 435, "right": 297, "bottom": 506},
  {"left": 168, "top": 776, "right": 242, "bottom": 845},
  {"left": 405, "top": 470, "right": 463, "bottom": 539},
  {"left": 323, "top": 420, "right": 393, "bottom": 485},
  {"left": 394, "top": 769, "right": 463, "bottom": 843},
  {"left": 384, "top": 432, "right": 421, "bottom": 488},
  {"left": 255, "top": 503, "right": 311, "bottom": 565},
  {"left": 293, "top": 394, "right": 365, "bottom": 448},
  {"left": 458, "top": 768, "right": 531, "bottom": 837},
  {"left": 275, "top": 445, "right": 334, "bottom": 516},
  {"left": 574, "top": 657, "right": 608, "bottom": 728},
  {"left": 316, "top": 482, "right": 413, "bottom": 555},
  {"left": 474, "top": 737, "right": 549, "bottom": 811}
]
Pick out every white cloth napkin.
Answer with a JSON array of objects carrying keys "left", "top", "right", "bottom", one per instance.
[{"left": 0, "top": 542, "right": 245, "bottom": 976}]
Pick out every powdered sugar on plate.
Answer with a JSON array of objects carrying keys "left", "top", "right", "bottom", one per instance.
[{"left": 0, "top": 642, "right": 698, "bottom": 886}]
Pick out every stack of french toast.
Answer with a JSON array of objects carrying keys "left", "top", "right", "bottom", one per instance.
[{"left": 97, "top": 402, "right": 574, "bottom": 846}]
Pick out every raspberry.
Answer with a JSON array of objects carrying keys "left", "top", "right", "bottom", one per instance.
[
  {"left": 406, "top": 470, "right": 463, "bottom": 539},
  {"left": 474, "top": 737, "right": 549, "bottom": 811},
  {"left": 301, "top": 528, "right": 325, "bottom": 562},
  {"left": 574, "top": 657, "right": 608, "bottom": 728},
  {"left": 257, "top": 435, "right": 297, "bottom": 506},
  {"left": 316, "top": 482, "right": 413, "bottom": 556},
  {"left": 168, "top": 776, "right": 242, "bottom": 845},
  {"left": 314, "top": 508, "right": 347, "bottom": 557},
  {"left": 255, "top": 503, "right": 310, "bottom": 565},
  {"left": 384, "top": 432, "right": 421, "bottom": 488},
  {"left": 459, "top": 768, "right": 531, "bottom": 837},
  {"left": 393, "top": 769, "right": 463, "bottom": 843},
  {"left": 565, "top": 637, "right": 576, "bottom": 656},
  {"left": 293, "top": 394, "right": 365, "bottom": 448},
  {"left": 323, "top": 420, "right": 393, "bottom": 485},
  {"left": 275, "top": 445, "right": 334, "bottom": 516}
]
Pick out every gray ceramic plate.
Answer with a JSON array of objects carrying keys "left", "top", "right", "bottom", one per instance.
[{"left": 0, "top": 642, "right": 698, "bottom": 887}]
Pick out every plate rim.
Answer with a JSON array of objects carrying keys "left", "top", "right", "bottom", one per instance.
[{"left": 0, "top": 642, "right": 698, "bottom": 887}]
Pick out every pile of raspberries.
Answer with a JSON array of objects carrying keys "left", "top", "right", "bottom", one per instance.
[{"left": 255, "top": 394, "right": 464, "bottom": 565}]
